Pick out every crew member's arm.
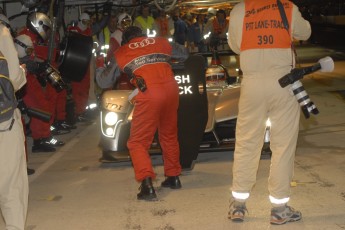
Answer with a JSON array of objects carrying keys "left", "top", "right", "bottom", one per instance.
[
  {"left": 227, "top": 2, "right": 244, "bottom": 55},
  {"left": 95, "top": 56, "right": 120, "bottom": 89},
  {"left": 171, "top": 42, "right": 189, "bottom": 62}
]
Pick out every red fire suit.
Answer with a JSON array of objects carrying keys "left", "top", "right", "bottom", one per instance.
[
  {"left": 17, "top": 29, "right": 55, "bottom": 139},
  {"left": 114, "top": 37, "right": 181, "bottom": 181},
  {"left": 22, "top": 72, "right": 52, "bottom": 139},
  {"left": 35, "top": 41, "right": 67, "bottom": 123},
  {"left": 67, "top": 25, "right": 91, "bottom": 117}
]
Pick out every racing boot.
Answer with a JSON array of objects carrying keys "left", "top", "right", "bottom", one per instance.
[
  {"left": 50, "top": 124, "right": 70, "bottom": 136},
  {"left": 137, "top": 177, "right": 157, "bottom": 201},
  {"left": 32, "top": 136, "right": 65, "bottom": 153},
  {"left": 161, "top": 176, "right": 182, "bottom": 189},
  {"left": 55, "top": 120, "right": 77, "bottom": 130}
]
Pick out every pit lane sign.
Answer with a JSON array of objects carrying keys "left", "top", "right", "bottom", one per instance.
[{"left": 173, "top": 55, "right": 208, "bottom": 169}]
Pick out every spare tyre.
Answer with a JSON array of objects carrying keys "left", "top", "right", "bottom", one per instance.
[{"left": 58, "top": 31, "right": 93, "bottom": 82}]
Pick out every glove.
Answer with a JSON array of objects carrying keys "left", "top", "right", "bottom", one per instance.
[{"left": 36, "top": 75, "right": 48, "bottom": 87}]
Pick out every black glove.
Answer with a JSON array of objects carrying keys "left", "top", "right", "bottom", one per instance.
[
  {"left": 36, "top": 61, "right": 49, "bottom": 75},
  {"left": 36, "top": 74, "right": 48, "bottom": 87}
]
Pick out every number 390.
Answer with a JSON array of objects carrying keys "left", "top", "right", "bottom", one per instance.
[{"left": 257, "top": 35, "right": 274, "bottom": 45}]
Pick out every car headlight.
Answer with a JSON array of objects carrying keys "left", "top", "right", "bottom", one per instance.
[
  {"left": 104, "top": 112, "right": 118, "bottom": 126},
  {"left": 105, "top": 127, "right": 114, "bottom": 136}
]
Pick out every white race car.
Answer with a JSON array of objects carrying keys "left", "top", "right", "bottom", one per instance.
[{"left": 98, "top": 54, "right": 272, "bottom": 170}]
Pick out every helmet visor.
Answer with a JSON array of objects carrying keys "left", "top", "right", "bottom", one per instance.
[
  {"left": 121, "top": 18, "right": 132, "bottom": 29},
  {"left": 41, "top": 24, "right": 51, "bottom": 39}
]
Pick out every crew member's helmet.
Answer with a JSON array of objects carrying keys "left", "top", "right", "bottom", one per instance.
[
  {"left": 14, "top": 34, "right": 34, "bottom": 58},
  {"left": 117, "top": 13, "right": 132, "bottom": 30},
  {"left": 208, "top": 8, "right": 217, "bottom": 17},
  {"left": 206, "top": 50, "right": 227, "bottom": 86},
  {"left": 121, "top": 26, "right": 144, "bottom": 45},
  {"left": 21, "top": 0, "right": 41, "bottom": 8},
  {"left": 205, "top": 65, "right": 227, "bottom": 87},
  {"left": 27, "top": 12, "right": 52, "bottom": 41}
]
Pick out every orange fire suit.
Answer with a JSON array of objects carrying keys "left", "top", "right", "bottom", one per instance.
[
  {"left": 228, "top": 0, "right": 311, "bottom": 202},
  {"left": 114, "top": 37, "right": 181, "bottom": 181},
  {"left": 67, "top": 25, "right": 92, "bottom": 116}
]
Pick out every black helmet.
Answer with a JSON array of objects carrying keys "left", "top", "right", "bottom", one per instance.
[{"left": 121, "top": 26, "right": 144, "bottom": 45}]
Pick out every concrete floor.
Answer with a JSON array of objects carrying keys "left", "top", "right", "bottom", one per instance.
[{"left": 1, "top": 44, "right": 345, "bottom": 230}]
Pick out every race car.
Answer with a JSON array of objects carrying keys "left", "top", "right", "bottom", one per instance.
[{"left": 98, "top": 53, "right": 272, "bottom": 170}]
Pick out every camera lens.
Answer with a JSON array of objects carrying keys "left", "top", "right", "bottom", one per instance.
[{"left": 290, "top": 80, "right": 318, "bottom": 118}]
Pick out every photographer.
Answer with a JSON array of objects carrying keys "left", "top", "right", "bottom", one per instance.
[
  {"left": 110, "top": 26, "right": 188, "bottom": 201},
  {"left": 0, "top": 14, "right": 28, "bottom": 230},
  {"left": 227, "top": 0, "right": 311, "bottom": 224}
]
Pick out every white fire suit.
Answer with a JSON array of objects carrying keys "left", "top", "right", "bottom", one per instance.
[
  {"left": 0, "top": 23, "right": 29, "bottom": 230},
  {"left": 227, "top": 0, "right": 311, "bottom": 203}
]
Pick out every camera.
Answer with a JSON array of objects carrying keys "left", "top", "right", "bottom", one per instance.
[
  {"left": 17, "top": 99, "right": 51, "bottom": 122},
  {"left": 278, "top": 56, "right": 334, "bottom": 119},
  {"left": 289, "top": 80, "right": 318, "bottom": 118}
]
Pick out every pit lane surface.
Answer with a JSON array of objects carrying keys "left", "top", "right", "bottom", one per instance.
[{"left": 1, "top": 43, "right": 345, "bottom": 230}]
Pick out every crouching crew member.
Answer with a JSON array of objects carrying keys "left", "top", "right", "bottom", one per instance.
[{"left": 112, "top": 26, "right": 188, "bottom": 200}]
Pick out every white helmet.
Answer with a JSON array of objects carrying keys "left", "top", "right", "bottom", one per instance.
[
  {"left": 117, "top": 13, "right": 132, "bottom": 30},
  {"left": 208, "top": 8, "right": 217, "bottom": 16},
  {"left": 14, "top": 34, "right": 34, "bottom": 58},
  {"left": 79, "top": 12, "right": 90, "bottom": 21},
  {"left": 27, "top": 12, "right": 52, "bottom": 41}
]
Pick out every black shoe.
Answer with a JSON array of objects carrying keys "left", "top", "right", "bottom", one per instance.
[
  {"left": 137, "top": 177, "right": 157, "bottom": 201},
  {"left": 76, "top": 114, "right": 91, "bottom": 123},
  {"left": 161, "top": 176, "right": 182, "bottom": 189},
  {"left": 27, "top": 168, "right": 35, "bottom": 175},
  {"left": 56, "top": 120, "right": 77, "bottom": 130},
  {"left": 32, "top": 136, "right": 64, "bottom": 153},
  {"left": 50, "top": 124, "right": 71, "bottom": 136},
  {"left": 31, "top": 141, "right": 56, "bottom": 153}
]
